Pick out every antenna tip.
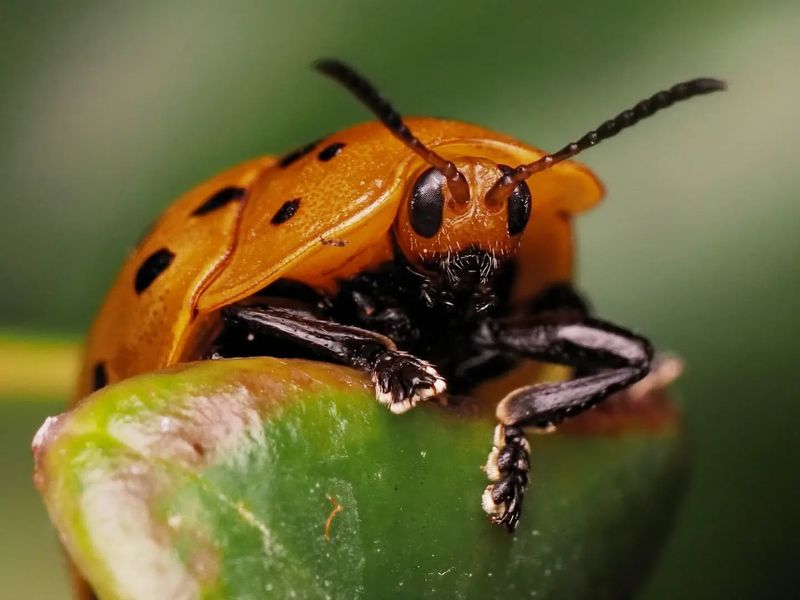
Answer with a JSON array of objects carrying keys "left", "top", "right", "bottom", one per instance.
[
  {"left": 696, "top": 77, "right": 728, "bottom": 93},
  {"left": 313, "top": 58, "right": 347, "bottom": 75}
]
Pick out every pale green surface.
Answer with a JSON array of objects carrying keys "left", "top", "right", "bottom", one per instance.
[
  {"left": 37, "top": 358, "right": 686, "bottom": 600},
  {"left": 1, "top": 1, "right": 798, "bottom": 597}
]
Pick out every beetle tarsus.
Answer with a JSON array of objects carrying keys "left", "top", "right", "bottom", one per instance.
[
  {"left": 371, "top": 350, "right": 447, "bottom": 414},
  {"left": 482, "top": 424, "right": 530, "bottom": 531}
]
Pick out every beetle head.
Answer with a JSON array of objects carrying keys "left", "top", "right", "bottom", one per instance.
[{"left": 393, "top": 156, "right": 529, "bottom": 272}]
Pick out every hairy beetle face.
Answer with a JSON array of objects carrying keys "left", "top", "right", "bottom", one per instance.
[
  {"left": 393, "top": 157, "right": 530, "bottom": 313},
  {"left": 414, "top": 246, "right": 503, "bottom": 315},
  {"left": 394, "top": 157, "right": 531, "bottom": 273},
  {"left": 438, "top": 247, "right": 500, "bottom": 290}
]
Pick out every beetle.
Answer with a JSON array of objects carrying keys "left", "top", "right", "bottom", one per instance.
[{"left": 77, "top": 59, "right": 724, "bottom": 531}]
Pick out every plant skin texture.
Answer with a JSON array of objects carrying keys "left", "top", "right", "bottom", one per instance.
[{"left": 36, "top": 357, "right": 687, "bottom": 599}]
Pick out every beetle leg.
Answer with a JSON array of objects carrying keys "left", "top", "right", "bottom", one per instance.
[
  {"left": 478, "top": 303, "right": 653, "bottom": 530},
  {"left": 221, "top": 304, "right": 446, "bottom": 413},
  {"left": 491, "top": 318, "right": 653, "bottom": 427}
]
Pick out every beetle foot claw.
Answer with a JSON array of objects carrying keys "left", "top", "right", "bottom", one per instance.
[
  {"left": 482, "top": 424, "right": 530, "bottom": 532},
  {"left": 372, "top": 351, "right": 447, "bottom": 414}
]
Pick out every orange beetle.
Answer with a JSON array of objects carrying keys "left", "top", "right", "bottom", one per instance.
[{"left": 77, "top": 60, "right": 724, "bottom": 531}]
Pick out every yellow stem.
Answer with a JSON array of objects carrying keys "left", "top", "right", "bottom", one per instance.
[{"left": 0, "top": 335, "right": 79, "bottom": 400}]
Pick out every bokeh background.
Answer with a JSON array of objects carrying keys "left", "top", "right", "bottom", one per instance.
[{"left": 1, "top": 1, "right": 798, "bottom": 597}]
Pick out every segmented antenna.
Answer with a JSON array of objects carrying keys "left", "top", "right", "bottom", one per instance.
[
  {"left": 485, "top": 77, "right": 726, "bottom": 207},
  {"left": 315, "top": 59, "right": 471, "bottom": 206}
]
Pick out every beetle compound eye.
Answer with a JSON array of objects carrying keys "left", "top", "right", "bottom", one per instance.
[
  {"left": 497, "top": 165, "right": 531, "bottom": 235},
  {"left": 507, "top": 181, "right": 531, "bottom": 235},
  {"left": 409, "top": 167, "right": 446, "bottom": 238}
]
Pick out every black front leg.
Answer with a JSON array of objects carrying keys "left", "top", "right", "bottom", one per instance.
[
  {"left": 221, "top": 304, "right": 446, "bottom": 414},
  {"left": 477, "top": 295, "right": 653, "bottom": 530}
]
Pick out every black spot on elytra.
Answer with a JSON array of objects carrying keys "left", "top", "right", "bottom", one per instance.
[
  {"left": 279, "top": 139, "right": 320, "bottom": 168},
  {"left": 135, "top": 248, "right": 175, "bottom": 294},
  {"left": 271, "top": 199, "right": 300, "bottom": 225},
  {"left": 93, "top": 362, "right": 108, "bottom": 391},
  {"left": 191, "top": 186, "right": 246, "bottom": 216},
  {"left": 317, "top": 142, "right": 345, "bottom": 161}
]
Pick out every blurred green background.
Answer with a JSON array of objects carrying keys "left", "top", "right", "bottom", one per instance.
[{"left": 1, "top": 1, "right": 797, "bottom": 598}]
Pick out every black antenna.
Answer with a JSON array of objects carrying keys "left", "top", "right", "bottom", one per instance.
[
  {"left": 314, "top": 59, "right": 471, "bottom": 206},
  {"left": 485, "top": 77, "right": 726, "bottom": 207}
]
